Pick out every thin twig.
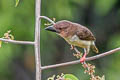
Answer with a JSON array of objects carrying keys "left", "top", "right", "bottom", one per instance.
[
  {"left": 41, "top": 47, "right": 120, "bottom": 70},
  {"left": 0, "top": 38, "right": 34, "bottom": 45},
  {"left": 34, "top": 0, "right": 41, "bottom": 80},
  {"left": 39, "top": 16, "right": 55, "bottom": 24}
]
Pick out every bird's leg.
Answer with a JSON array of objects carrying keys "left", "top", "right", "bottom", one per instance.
[
  {"left": 70, "top": 45, "right": 81, "bottom": 54},
  {"left": 80, "top": 53, "right": 87, "bottom": 63},
  {"left": 74, "top": 47, "right": 80, "bottom": 54},
  {"left": 72, "top": 46, "right": 82, "bottom": 58},
  {"left": 70, "top": 45, "right": 74, "bottom": 50},
  {"left": 80, "top": 48, "right": 89, "bottom": 63}
]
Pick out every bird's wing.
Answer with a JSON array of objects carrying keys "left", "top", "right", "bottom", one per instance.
[{"left": 76, "top": 25, "right": 96, "bottom": 41}]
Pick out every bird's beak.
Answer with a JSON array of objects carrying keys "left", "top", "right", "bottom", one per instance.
[{"left": 45, "top": 25, "right": 58, "bottom": 33}]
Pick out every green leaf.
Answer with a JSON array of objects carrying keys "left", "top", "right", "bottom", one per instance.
[
  {"left": 15, "top": 0, "right": 19, "bottom": 7},
  {"left": 0, "top": 41, "right": 2, "bottom": 48},
  {"left": 47, "top": 75, "right": 55, "bottom": 80},
  {"left": 64, "top": 74, "right": 79, "bottom": 80}
]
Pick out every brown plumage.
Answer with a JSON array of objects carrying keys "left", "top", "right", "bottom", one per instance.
[
  {"left": 45, "top": 20, "right": 99, "bottom": 62},
  {"left": 54, "top": 20, "right": 95, "bottom": 40}
]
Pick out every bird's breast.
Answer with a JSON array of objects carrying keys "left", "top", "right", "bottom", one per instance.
[{"left": 64, "top": 35, "right": 92, "bottom": 48}]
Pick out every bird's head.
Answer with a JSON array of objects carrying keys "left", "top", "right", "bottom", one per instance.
[{"left": 45, "top": 20, "right": 74, "bottom": 37}]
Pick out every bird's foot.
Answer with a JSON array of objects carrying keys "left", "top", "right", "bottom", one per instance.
[{"left": 80, "top": 53, "right": 87, "bottom": 63}]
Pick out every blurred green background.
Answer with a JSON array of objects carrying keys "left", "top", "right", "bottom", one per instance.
[{"left": 0, "top": 0, "right": 120, "bottom": 80}]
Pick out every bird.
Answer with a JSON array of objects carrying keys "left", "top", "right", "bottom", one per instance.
[{"left": 45, "top": 20, "right": 99, "bottom": 62}]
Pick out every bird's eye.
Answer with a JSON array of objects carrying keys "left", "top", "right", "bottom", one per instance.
[{"left": 59, "top": 28, "right": 62, "bottom": 30}]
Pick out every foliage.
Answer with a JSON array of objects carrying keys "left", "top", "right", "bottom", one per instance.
[
  {"left": 0, "top": 30, "right": 14, "bottom": 48},
  {"left": 15, "top": 0, "right": 20, "bottom": 7},
  {"left": 47, "top": 73, "right": 79, "bottom": 80}
]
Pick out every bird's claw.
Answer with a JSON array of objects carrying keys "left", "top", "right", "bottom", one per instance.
[
  {"left": 80, "top": 53, "right": 87, "bottom": 63},
  {"left": 80, "top": 57, "right": 85, "bottom": 63}
]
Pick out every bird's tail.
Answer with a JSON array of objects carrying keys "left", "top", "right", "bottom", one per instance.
[{"left": 91, "top": 42, "right": 99, "bottom": 53}]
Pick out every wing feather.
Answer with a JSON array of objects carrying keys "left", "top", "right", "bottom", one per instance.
[{"left": 74, "top": 24, "right": 96, "bottom": 41}]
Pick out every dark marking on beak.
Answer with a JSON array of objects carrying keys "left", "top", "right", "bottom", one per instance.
[{"left": 45, "top": 26, "right": 58, "bottom": 33}]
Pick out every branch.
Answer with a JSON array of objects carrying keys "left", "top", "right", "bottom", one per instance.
[
  {"left": 34, "top": 0, "right": 42, "bottom": 80},
  {"left": 0, "top": 38, "right": 34, "bottom": 45},
  {"left": 41, "top": 47, "right": 120, "bottom": 70},
  {"left": 39, "top": 16, "right": 55, "bottom": 24}
]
